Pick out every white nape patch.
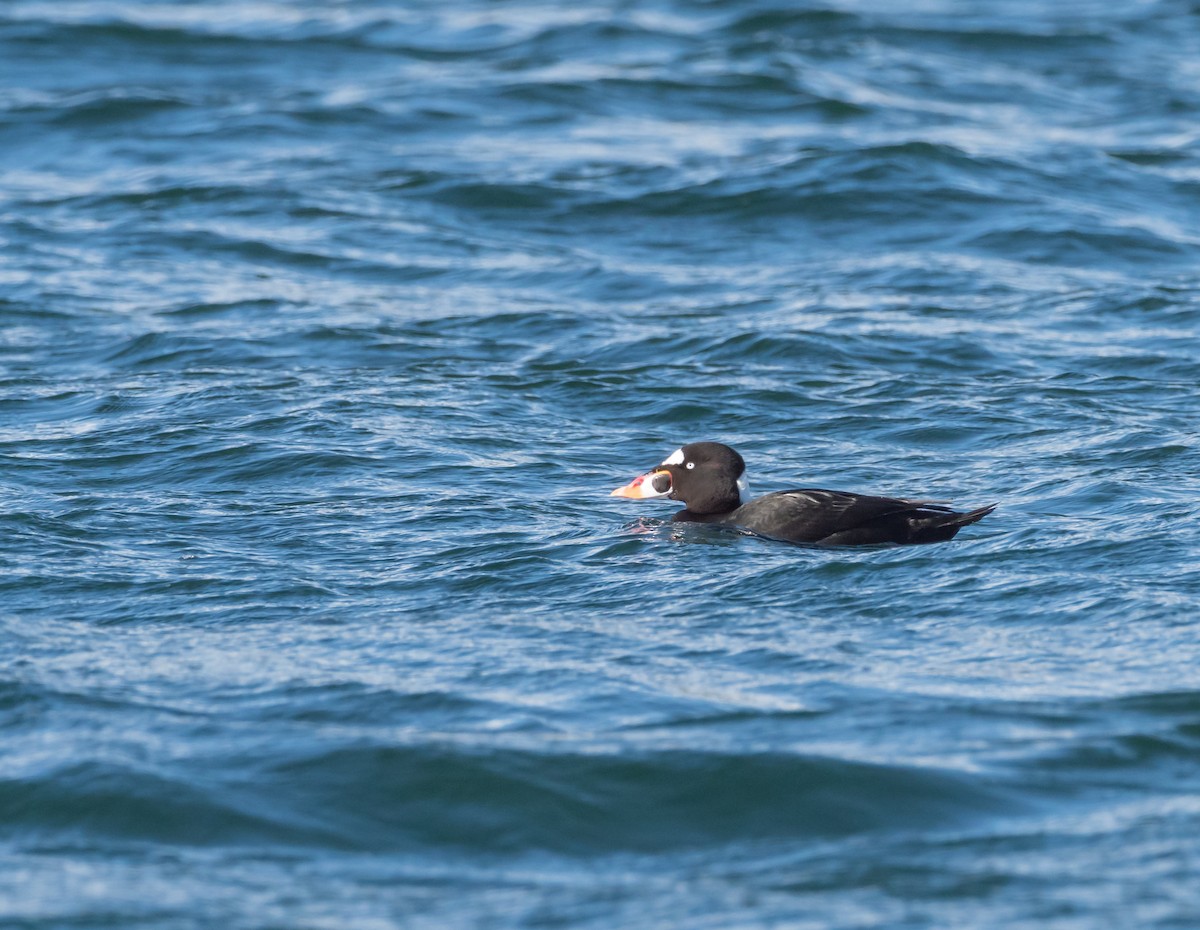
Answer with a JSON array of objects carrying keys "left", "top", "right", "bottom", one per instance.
[
  {"left": 661, "top": 448, "right": 685, "bottom": 466},
  {"left": 737, "top": 474, "right": 750, "bottom": 503}
]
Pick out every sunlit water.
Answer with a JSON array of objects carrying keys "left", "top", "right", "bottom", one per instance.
[{"left": 3, "top": 1, "right": 1200, "bottom": 927}]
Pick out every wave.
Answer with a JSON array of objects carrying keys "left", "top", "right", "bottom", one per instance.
[{"left": 0, "top": 744, "right": 1017, "bottom": 855}]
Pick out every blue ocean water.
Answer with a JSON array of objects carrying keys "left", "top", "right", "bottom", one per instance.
[{"left": 3, "top": 0, "right": 1200, "bottom": 926}]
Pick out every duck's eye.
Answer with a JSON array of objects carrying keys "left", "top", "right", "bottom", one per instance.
[{"left": 686, "top": 462, "right": 695, "bottom": 470}]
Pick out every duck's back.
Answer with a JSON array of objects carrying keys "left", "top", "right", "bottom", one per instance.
[{"left": 677, "top": 488, "right": 994, "bottom": 546}]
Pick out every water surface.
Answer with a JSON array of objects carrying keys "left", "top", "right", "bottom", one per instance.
[{"left": 3, "top": 1, "right": 1200, "bottom": 927}]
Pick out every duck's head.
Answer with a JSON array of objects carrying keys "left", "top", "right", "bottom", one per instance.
[{"left": 610, "top": 441, "right": 749, "bottom": 515}]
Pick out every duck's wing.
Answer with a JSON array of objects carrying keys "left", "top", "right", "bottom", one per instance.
[{"left": 729, "top": 488, "right": 968, "bottom": 546}]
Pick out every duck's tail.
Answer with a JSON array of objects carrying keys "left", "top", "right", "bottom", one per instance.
[{"left": 910, "top": 503, "right": 997, "bottom": 544}]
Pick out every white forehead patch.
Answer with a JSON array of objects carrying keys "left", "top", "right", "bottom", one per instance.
[{"left": 661, "top": 448, "right": 685, "bottom": 466}]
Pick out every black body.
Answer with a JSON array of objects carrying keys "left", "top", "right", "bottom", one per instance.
[{"left": 653, "top": 442, "right": 994, "bottom": 546}]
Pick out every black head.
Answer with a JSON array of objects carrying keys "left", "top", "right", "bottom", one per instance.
[
  {"left": 661, "top": 442, "right": 746, "bottom": 514},
  {"left": 611, "top": 441, "right": 747, "bottom": 515}
]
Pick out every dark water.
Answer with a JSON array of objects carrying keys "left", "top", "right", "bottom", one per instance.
[{"left": 3, "top": 1, "right": 1200, "bottom": 926}]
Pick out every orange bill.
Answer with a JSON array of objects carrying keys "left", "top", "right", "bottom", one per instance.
[{"left": 610, "top": 469, "right": 672, "bottom": 499}]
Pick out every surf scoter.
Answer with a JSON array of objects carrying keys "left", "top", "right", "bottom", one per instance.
[{"left": 610, "top": 442, "right": 995, "bottom": 546}]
